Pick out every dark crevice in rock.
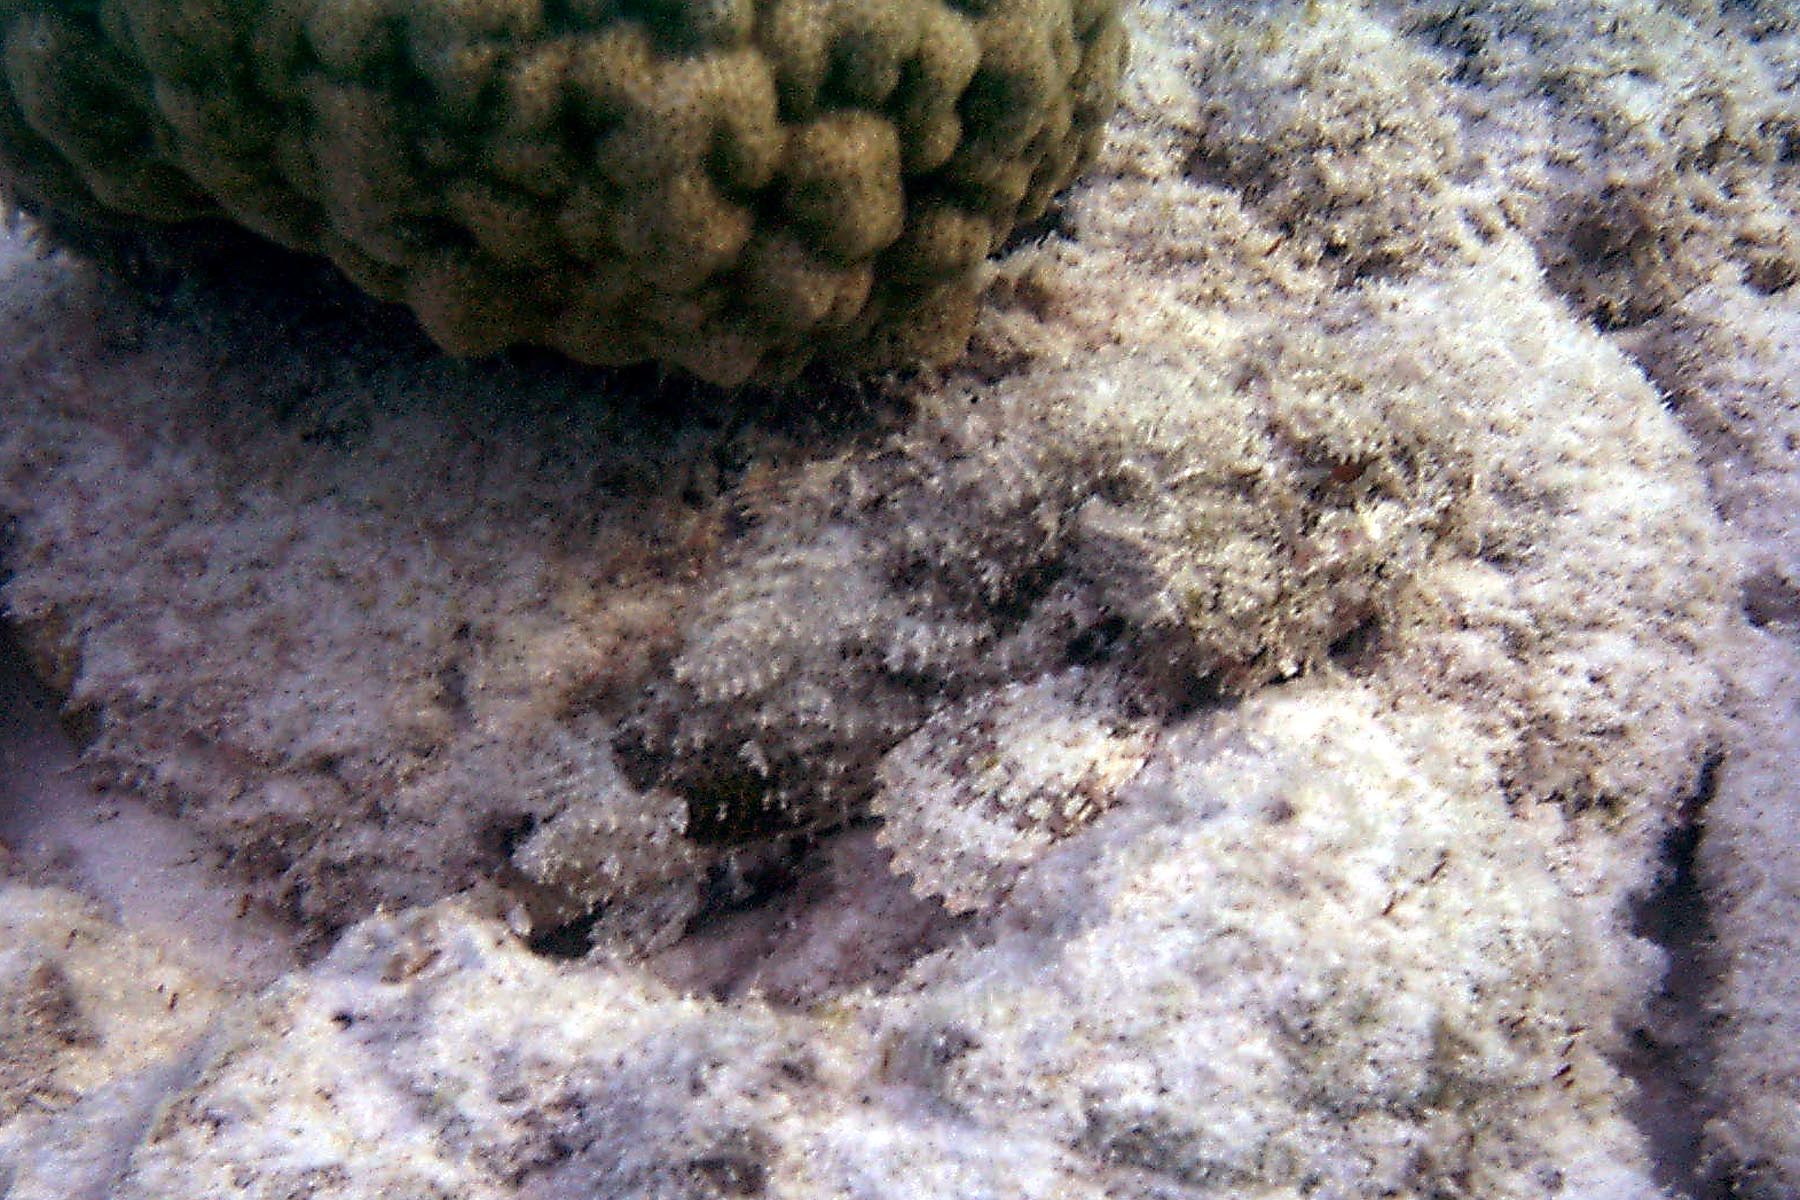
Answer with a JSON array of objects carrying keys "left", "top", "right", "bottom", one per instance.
[
  {"left": 0, "top": 618, "right": 92, "bottom": 759},
  {"left": 478, "top": 812, "right": 541, "bottom": 869},
  {"left": 995, "top": 202, "right": 1069, "bottom": 256},
  {"left": 528, "top": 909, "right": 603, "bottom": 961},
  {"left": 644, "top": 824, "right": 969, "bottom": 1007},
  {"left": 1620, "top": 753, "right": 1730, "bottom": 1200},
  {"left": 1742, "top": 565, "right": 1800, "bottom": 630},
  {"left": 680, "top": 777, "right": 823, "bottom": 848},
  {"left": 1325, "top": 614, "right": 1383, "bottom": 675}
]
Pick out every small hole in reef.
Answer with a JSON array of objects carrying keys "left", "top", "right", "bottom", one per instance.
[
  {"left": 1068, "top": 615, "right": 1129, "bottom": 665},
  {"left": 1744, "top": 254, "right": 1798, "bottom": 295},
  {"left": 528, "top": 910, "right": 601, "bottom": 960},
  {"left": 478, "top": 813, "right": 540, "bottom": 863},
  {"left": 995, "top": 203, "right": 1068, "bottom": 255},
  {"left": 1326, "top": 616, "right": 1383, "bottom": 672}
]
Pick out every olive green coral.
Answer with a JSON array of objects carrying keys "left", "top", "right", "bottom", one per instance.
[{"left": 0, "top": 0, "right": 1126, "bottom": 383}]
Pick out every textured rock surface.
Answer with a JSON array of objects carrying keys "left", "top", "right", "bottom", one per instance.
[
  {"left": 1, "top": 1, "right": 1796, "bottom": 1197},
  {"left": 0, "top": 0, "right": 1125, "bottom": 383},
  {"left": 1661, "top": 287, "right": 1800, "bottom": 1200},
  {"left": 1702, "top": 633, "right": 1800, "bottom": 1200},
  {"left": 0, "top": 885, "right": 234, "bottom": 1199},
  {"left": 0, "top": 697, "right": 1682, "bottom": 1200}
]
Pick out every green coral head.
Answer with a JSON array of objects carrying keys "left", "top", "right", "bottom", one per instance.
[{"left": 0, "top": 0, "right": 1128, "bottom": 384}]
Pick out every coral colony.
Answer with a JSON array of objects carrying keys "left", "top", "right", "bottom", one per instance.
[{"left": 0, "top": 0, "right": 1125, "bottom": 382}]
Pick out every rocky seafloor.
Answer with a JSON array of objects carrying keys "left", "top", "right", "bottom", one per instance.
[{"left": 2, "top": 2, "right": 1797, "bottom": 1197}]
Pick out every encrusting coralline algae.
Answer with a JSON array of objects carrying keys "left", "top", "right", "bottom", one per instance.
[{"left": 1, "top": 1, "right": 1797, "bottom": 1198}]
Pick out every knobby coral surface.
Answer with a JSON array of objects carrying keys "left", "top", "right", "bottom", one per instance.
[{"left": 0, "top": 0, "right": 1125, "bottom": 383}]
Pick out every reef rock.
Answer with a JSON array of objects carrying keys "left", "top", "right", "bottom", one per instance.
[{"left": 1, "top": 1, "right": 1795, "bottom": 1197}]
